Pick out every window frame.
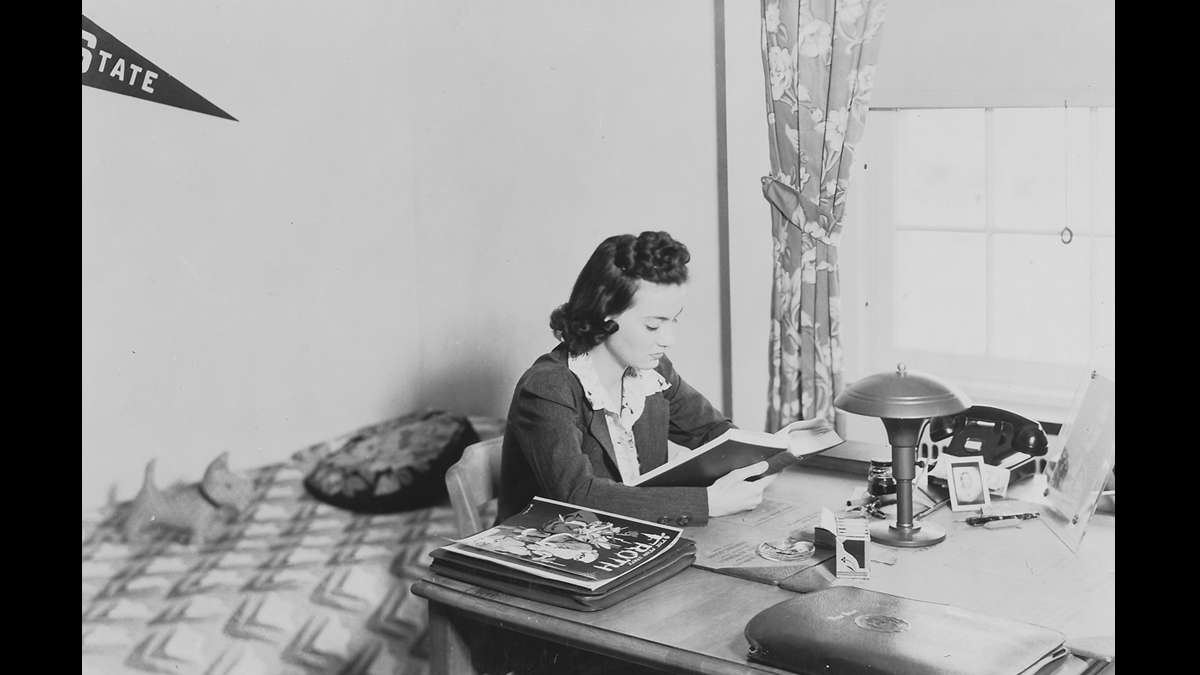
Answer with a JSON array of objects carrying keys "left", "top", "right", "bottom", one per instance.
[{"left": 835, "top": 105, "right": 1113, "bottom": 444}]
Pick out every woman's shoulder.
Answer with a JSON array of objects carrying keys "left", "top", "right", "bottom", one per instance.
[{"left": 516, "top": 345, "right": 582, "bottom": 399}]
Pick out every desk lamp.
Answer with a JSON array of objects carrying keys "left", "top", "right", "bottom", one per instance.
[{"left": 834, "top": 364, "right": 971, "bottom": 548}]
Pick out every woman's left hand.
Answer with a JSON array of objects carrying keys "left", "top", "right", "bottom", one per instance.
[{"left": 783, "top": 417, "right": 831, "bottom": 456}]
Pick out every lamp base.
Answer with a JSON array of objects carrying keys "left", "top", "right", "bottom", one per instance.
[{"left": 869, "top": 520, "right": 946, "bottom": 548}]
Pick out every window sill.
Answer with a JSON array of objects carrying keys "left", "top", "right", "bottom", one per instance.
[{"left": 804, "top": 440, "right": 884, "bottom": 475}]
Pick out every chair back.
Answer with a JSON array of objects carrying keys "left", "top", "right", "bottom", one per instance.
[{"left": 444, "top": 436, "right": 504, "bottom": 537}]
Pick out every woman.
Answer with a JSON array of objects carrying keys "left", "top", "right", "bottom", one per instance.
[{"left": 496, "top": 231, "right": 777, "bottom": 527}]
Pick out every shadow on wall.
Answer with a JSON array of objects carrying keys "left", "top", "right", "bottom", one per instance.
[{"left": 404, "top": 357, "right": 514, "bottom": 421}]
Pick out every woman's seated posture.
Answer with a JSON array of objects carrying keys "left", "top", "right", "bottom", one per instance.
[{"left": 497, "top": 231, "right": 778, "bottom": 527}]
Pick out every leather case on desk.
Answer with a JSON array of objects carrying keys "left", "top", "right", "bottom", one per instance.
[
  {"left": 745, "top": 586, "right": 1067, "bottom": 675},
  {"left": 428, "top": 539, "right": 696, "bottom": 611}
]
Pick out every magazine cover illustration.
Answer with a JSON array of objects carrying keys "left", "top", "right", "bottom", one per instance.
[{"left": 453, "top": 497, "right": 681, "bottom": 583}]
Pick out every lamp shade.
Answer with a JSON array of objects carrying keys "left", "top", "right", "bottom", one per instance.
[
  {"left": 834, "top": 364, "right": 971, "bottom": 420},
  {"left": 834, "top": 364, "right": 972, "bottom": 548}
]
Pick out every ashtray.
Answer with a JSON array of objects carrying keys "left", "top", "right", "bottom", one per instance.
[{"left": 756, "top": 538, "right": 816, "bottom": 562}]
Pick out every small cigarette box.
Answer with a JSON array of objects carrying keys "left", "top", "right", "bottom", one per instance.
[{"left": 818, "top": 507, "right": 870, "bottom": 580}]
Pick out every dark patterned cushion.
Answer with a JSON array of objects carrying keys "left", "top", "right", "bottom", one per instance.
[{"left": 300, "top": 410, "right": 479, "bottom": 513}]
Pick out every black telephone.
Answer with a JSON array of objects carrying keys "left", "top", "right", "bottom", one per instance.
[{"left": 927, "top": 405, "right": 1048, "bottom": 466}]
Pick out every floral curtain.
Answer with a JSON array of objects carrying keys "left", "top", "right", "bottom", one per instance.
[{"left": 760, "top": 0, "right": 887, "bottom": 430}]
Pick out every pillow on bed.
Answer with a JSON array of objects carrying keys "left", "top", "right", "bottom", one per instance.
[{"left": 301, "top": 410, "right": 480, "bottom": 513}]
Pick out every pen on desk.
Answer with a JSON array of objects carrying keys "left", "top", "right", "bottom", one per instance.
[
  {"left": 912, "top": 498, "right": 949, "bottom": 520},
  {"left": 966, "top": 512, "right": 1040, "bottom": 527},
  {"left": 915, "top": 483, "right": 938, "bottom": 505}
]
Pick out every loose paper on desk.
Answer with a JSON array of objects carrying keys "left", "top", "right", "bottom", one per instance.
[{"left": 689, "top": 500, "right": 823, "bottom": 570}]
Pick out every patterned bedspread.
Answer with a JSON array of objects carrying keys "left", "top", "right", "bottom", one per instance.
[{"left": 82, "top": 417, "right": 503, "bottom": 675}]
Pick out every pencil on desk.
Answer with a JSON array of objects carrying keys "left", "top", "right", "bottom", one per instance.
[{"left": 913, "top": 498, "right": 949, "bottom": 520}]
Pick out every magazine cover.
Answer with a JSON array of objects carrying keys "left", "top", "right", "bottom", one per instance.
[{"left": 442, "top": 497, "right": 682, "bottom": 590}]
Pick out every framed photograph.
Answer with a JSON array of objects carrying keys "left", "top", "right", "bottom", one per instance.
[
  {"left": 1044, "top": 372, "right": 1116, "bottom": 552},
  {"left": 981, "top": 463, "right": 1011, "bottom": 499},
  {"left": 947, "top": 456, "right": 990, "bottom": 512}
]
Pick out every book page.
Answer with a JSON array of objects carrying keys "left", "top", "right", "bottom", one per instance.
[{"left": 775, "top": 420, "right": 844, "bottom": 457}]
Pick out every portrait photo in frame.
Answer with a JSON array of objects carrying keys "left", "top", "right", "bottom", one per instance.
[
  {"left": 947, "top": 456, "right": 990, "bottom": 512},
  {"left": 1043, "top": 372, "right": 1116, "bottom": 552}
]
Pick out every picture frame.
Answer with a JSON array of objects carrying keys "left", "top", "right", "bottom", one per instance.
[
  {"left": 1043, "top": 372, "right": 1116, "bottom": 552},
  {"left": 947, "top": 456, "right": 990, "bottom": 512},
  {"left": 981, "top": 463, "right": 1010, "bottom": 499}
]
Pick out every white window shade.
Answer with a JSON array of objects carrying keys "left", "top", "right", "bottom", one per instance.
[
  {"left": 839, "top": 107, "right": 1114, "bottom": 428},
  {"left": 869, "top": 0, "right": 1115, "bottom": 109}
]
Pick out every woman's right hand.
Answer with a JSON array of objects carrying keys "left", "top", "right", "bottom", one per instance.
[{"left": 706, "top": 461, "right": 776, "bottom": 517}]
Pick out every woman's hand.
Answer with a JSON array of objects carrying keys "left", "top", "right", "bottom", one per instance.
[
  {"left": 782, "top": 417, "right": 834, "bottom": 457},
  {"left": 706, "top": 461, "right": 776, "bottom": 517}
]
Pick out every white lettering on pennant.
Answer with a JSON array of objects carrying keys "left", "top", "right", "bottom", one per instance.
[
  {"left": 84, "top": 37, "right": 159, "bottom": 93},
  {"left": 81, "top": 29, "right": 97, "bottom": 73}
]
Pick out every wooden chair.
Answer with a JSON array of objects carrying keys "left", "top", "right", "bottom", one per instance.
[{"left": 444, "top": 436, "right": 504, "bottom": 537}]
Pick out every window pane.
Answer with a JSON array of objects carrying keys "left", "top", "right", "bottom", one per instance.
[
  {"left": 893, "top": 110, "right": 985, "bottom": 230},
  {"left": 1064, "top": 108, "right": 1091, "bottom": 235},
  {"left": 1093, "top": 238, "right": 1115, "bottom": 377},
  {"left": 993, "top": 109, "right": 1067, "bottom": 232},
  {"left": 991, "top": 234, "right": 1090, "bottom": 365},
  {"left": 1094, "top": 108, "right": 1115, "bottom": 236},
  {"left": 894, "top": 231, "right": 986, "bottom": 355}
]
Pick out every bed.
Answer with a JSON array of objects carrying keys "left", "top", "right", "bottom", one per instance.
[{"left": 82, "top": 416, "right": 503, "bottom": 675}]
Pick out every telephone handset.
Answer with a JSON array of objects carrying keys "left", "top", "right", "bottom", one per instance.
[{"left": 928, "top": 405, "right": 1048, "bottom": 466}]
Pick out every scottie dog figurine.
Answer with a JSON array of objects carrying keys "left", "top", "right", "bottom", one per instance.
[{"left": 123, "top": 452, "right": 255, "bottom": 545}]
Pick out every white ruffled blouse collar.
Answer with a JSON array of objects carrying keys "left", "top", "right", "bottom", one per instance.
[{"left": 567, "top": 351, "right": 670, "bottom": 417}]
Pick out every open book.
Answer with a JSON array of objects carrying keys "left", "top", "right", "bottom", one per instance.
[
  {"left": 436, "top": 497, "right": 685, "bottom": 592},
  {"left": 627, "top": 419, "right": 844, "bottom": 488}
]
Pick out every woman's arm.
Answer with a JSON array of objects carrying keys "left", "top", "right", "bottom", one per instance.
[
  {"left": 657, "top": 356, "right": 735, "bottom": 449},
  {"left": 652, "top": 361, "right": 778, "bottom": 516},
  {"left": 508, "top": 370, "right": 710, "bottom": 526}
]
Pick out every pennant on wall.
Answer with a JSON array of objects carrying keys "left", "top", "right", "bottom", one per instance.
[{"left": 82, "top": 15, "right": 236, "bottom": 121}]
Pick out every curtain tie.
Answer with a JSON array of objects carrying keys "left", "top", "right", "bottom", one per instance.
[{"left": 760, "top": 176, "right": 837, "bottom": 245}]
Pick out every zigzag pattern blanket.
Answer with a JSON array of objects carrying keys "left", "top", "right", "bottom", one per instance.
[{"left": 82, "top": 417, "right": 503, "bottom": 675}]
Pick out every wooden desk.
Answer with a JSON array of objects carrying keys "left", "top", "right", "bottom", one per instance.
[{"left": 412, "top": 465, "right": 1115, "bottom": 674}]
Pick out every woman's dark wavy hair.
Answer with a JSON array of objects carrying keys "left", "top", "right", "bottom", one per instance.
[{"left": 549, "top": 231, "right": 690, "bottom": 355}]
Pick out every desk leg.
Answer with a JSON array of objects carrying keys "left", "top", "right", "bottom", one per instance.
[{"left": 426, "top": 600, "right": 478, "bottom": 675}]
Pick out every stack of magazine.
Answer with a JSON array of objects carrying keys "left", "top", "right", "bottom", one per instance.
[{"left": 429, "top": 497, "right": 696, "bottom": 611}]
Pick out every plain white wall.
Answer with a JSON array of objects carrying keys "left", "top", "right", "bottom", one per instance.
[
  {"left": 82, "top": 1, "right": 427, "bottom": 511},
  {"left": 82, "top": 0, "right": 721, "bottom": 511},
  {"left": 401, "top": 1, "right": 721, "bottom": 418},
  {"left": 868, "top": 0, "right": 1115, "bottom": 108},
  {"left": 724, "top": 0, "right": 1116, "bottom": 437}
]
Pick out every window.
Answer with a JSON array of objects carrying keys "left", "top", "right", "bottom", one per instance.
[{"left": 844, "top": 107, "right": 1114, "bottom": 424}]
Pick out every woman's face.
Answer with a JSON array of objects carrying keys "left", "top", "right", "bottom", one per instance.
[{"left": 601, "top": 281, "right": 686, "bottom": 370}]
